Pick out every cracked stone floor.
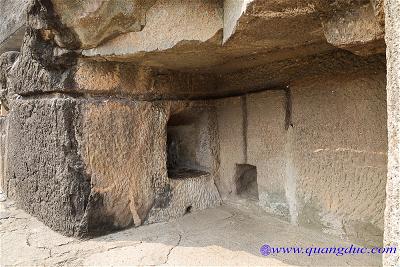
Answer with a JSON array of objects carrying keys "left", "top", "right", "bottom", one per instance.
[{"left": 0, "top": 199, "right": 381, "bottom": 266}]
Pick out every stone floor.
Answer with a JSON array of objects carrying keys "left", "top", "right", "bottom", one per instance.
[{"left": 0, "top": 199, "right": 381, "bottom": 266}]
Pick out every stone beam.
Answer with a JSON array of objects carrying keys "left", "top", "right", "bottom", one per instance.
[{"left": 384, "top": 0, "right": 400, "bottom": 266}]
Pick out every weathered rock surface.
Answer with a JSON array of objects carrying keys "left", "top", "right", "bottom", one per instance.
[
  {"left": 50, "top": 0, "right": 157, "bottom": 49},
  {"left": 384, "top": 0, "right": 400, "bottom": 266},
  {"left": 0, "top": 200, "right": 382, "bottom": 267},
  {"left": 0, "top": 51, "right": 20, "bottom": 109},
  {"left": 80, "top": 99, "right": 165, "bottom": 230},
  {"left": 0, "top": 3, "right": 396, "bottom": 267},
  {"left": 245, "top": 91, "right": 290, "bottom": 219},
  {"left": 223, "top": 0, "right": 252, "bottom": 43},
  {"left": 7, "top": 97, "right": 90, "bottom": 236},
  {"left": 318, "top": 0, "right": 385, "bottom": 56},
  {"left": 215, "top": 69, "right": 388, "bottom": 247},
  {"left": 0, "top": 0, "right": 29, "bottom": 54},
  {"left": 218, "top": 50, "right": 386, "bottom": 95},
  {"left": 0, "top": 0, "right": 387, "bottom": 69},
  {"left": 72, "top": 60, "right": 218, "bottom": 100},
  {"left": 291, "top": 72, "right": 387, "bottom": 246},
  {"left": 82, "top": 0, "right": 223, "bottom": 59},
  {"left": 77, "top": 0, "right": 386, "bottom": 73},
  {"left": 147, "top": 174, "right": 221, "bottom": 224},
  {"left": 81, "top": 0, "right": 331, "bottom": 72},
  {"left": 0, "top": 116, "right": 8, "bottom": 194},
  {"left": 7, "top": 95, "right": 221, "bottom": 236},
  {"left": 3, "top": 0, "right": 388, "bottom": 98}
]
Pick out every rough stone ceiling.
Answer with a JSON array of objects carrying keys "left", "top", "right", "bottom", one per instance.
[
  {"left": 1, "top": 0, "right": 386, "bottom": 74},
  {"left": 80, "top": 0, "right": 330, "bottom": 73},
  {"left": 16, "top": 0, "right": 382, "bottom": 98}
]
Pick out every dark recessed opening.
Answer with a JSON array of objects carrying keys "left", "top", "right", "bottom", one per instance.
[
  {"left": 185, "top": 205, "right": 192, "bottom": 214},
  {"left": 234, "top": 164, "right": 258, "bottom": 200},
  {"left": 167, "top": 112, "right": 210, "bottom": 179}
]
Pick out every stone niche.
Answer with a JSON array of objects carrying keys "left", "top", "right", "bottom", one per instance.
[
  {"left": 166, "top": 109, "right": 212, "bottom": 179},
  {"left": 146, "top": 102, "right": 221, "bottom": 224},
  {"left": 233, "top": 164, "right": 258, "bottom": 200}
]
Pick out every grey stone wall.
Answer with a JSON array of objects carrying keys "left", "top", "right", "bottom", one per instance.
[
  {"left": 216, "top": 70, "right": 387, "bottom": 246},
  {"left": 7, "top": 97, "right": 91, "bottom": 236},
  {"left": 291, "top": 72, "right": 387, "bottom": 246},
  {"left": 384, "top": 0, "right": 400, "bottom": 266},
  {"left": 0, "top": 116, "right": 7, "bottom": 194},
  {"left": 215, "top": 96, "right": 246, "bottom": 196}
]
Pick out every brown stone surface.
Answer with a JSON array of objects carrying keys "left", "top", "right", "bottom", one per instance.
[
  {"left": 317, "top": 0, "right": 385, "bottom": 56},
  {"left": 72, "top": 60, "right": 218, "bottom": 99},
  {"left": 218, "top": 50, "right": 386, "bottom": 95},
  {"left": 50, "top": 0, "right": 156, "bottom": 49},
  {"left": 77, "top": 0, "right": 385, "bottom": 74},
  {"left": 81, "top": 0, "right": 223, "bottom": 63},
  {"left": 80, "top": 0, "right": 332, "bottom": 74},
  {"left": 6, "top": 96, "right": 221, "bottom": 236},
  {"left": 291, "top": 72, "right": 387, "bottom": 246},
  {"left": 0, "top": 51, "right": 19, "bottom": 110},
  {"left": 246, "top": 90, "right": 290, "bottom": 220},
  {"left": 81, "top": 99, "right": 166, "bottom": 229}
]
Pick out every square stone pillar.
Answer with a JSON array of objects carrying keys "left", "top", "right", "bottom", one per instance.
[
  {"left": 7, "top": 97, "right": 168, "bottom": 236},
  {"left": 384, "top": 0, "right": 400, "bottom": 266}
]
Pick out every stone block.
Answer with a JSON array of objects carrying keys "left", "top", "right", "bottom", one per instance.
[
  {"left": 7, "top": 96, "right": 166, "bottom": 236},
  {"left": 7, "top": 97, "right": 91, "bottom": 236},
  {"left": 7, "top": 96, "right": 221, "bottom": 236}
]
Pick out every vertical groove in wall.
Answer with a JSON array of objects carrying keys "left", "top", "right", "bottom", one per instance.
[
  {"left": 241, "top": 95, "right": 248, "bottom": 163},
  {"left": 284, "top": 126, "right": 298, "bottom": 225},
  {"left": 284, "top": 86, "right": 298, "bottom": 225},
  {"left": 285, "top": 86, "right": 293, "bottom": 130}
]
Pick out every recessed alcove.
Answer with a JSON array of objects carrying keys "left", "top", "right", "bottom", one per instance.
[
  {"left": 234, "top": 164, "right": 258, "bottom": 200},
  {"left": 166, "top": 110, "right": 211, "bottom": 179}
]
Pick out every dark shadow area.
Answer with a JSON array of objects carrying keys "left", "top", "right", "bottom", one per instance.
[{"left": 234, "top": 164, "right": 258, "bottom": 200}]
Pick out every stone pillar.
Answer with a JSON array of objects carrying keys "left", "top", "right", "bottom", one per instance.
[{"left": 384, "top": 0, "right": 400, "bottom": 266}]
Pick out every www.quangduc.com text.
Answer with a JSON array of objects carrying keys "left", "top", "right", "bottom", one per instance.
[{"left": 259, "top": 244, "right": 397, "bottom": 257}]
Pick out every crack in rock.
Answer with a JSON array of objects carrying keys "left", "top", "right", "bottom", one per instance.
[
  {"left": 25, "top": 232, "right": 53, "bottom": 259},
  {"left": 162, "top": 233, "right": 182, "bottom": 265},
  {"left": 26, "top": 232, "right": 32, "bottom": 246}
]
